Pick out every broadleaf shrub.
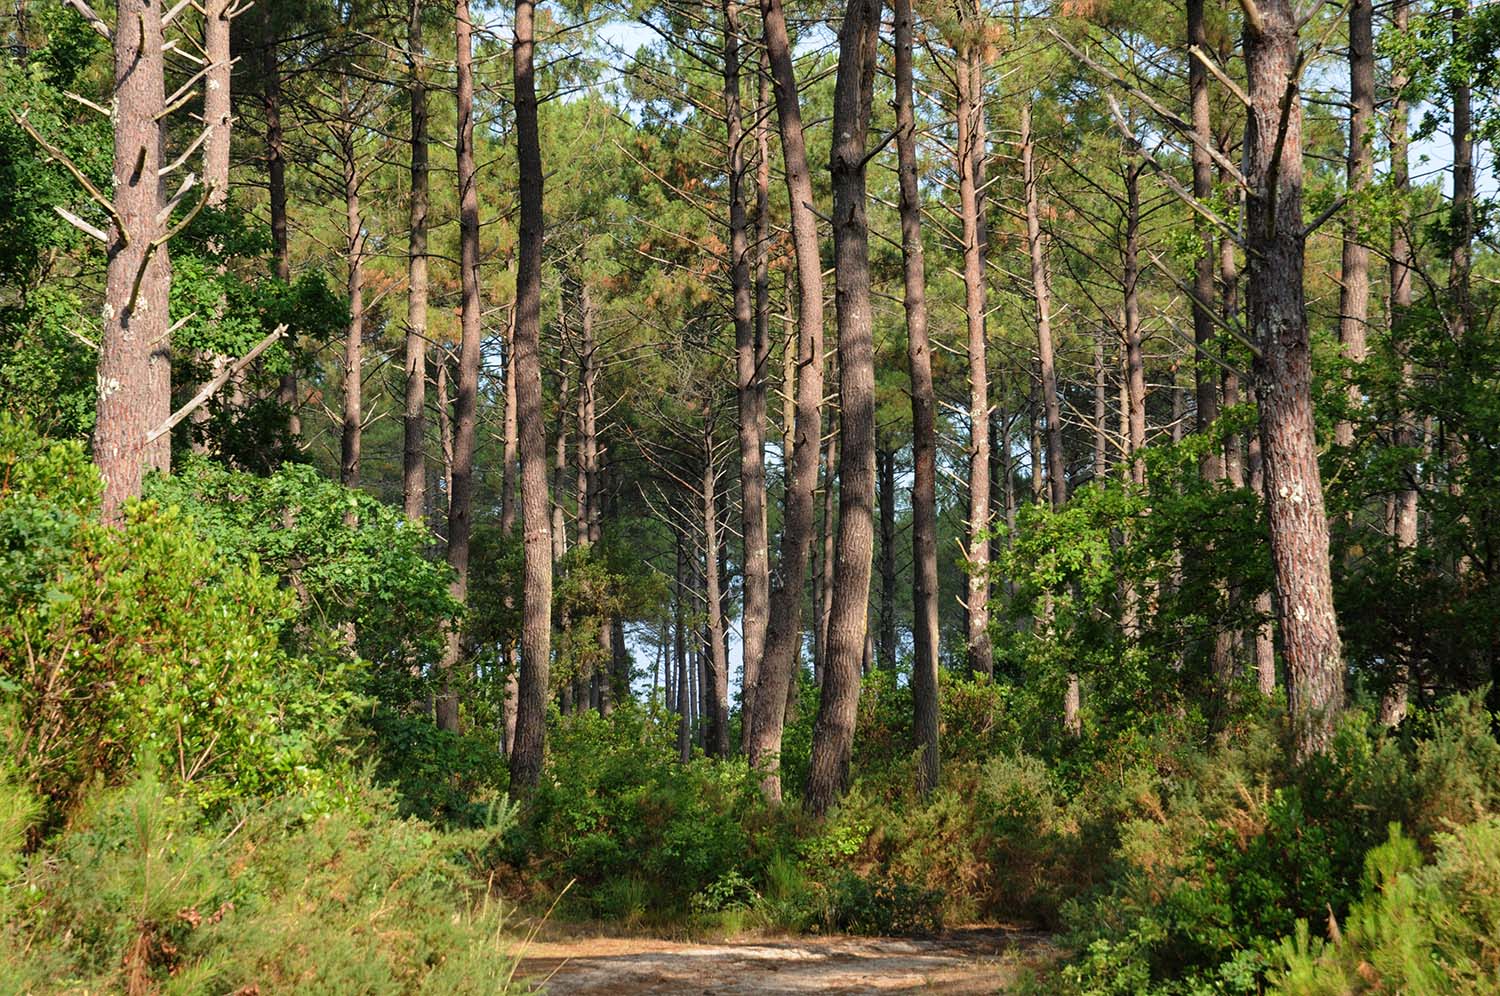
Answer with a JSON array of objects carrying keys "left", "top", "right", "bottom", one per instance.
[{"left": 0, "top": 419, "right": 363, "bottom": 817}]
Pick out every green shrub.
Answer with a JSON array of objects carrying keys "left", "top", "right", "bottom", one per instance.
[
  {"left": 1273, "top": 819, "right": 1500, "bottom": 994},
  {"left": 1047, "top": 697, "right": 1500, "bottom": 994},
  {"left": 0, "top": 771, "right": 519, "bottom": 994},
  {"left": 363, "top": 707, "right": 508, "bottom": 826},
  {"left": 508, "top": 704, "right": 769, "bottom": 918},
  {"left": 0, "top": 421, "right": 363, "bottom": 818},
  {"left": 815, "top": 871, "right": 944, "bottom": 935}
]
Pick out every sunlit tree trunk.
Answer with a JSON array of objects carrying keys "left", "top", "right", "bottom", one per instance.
[
  {"left": 403, "top": 0, "right": 430, "bottom": 523},
  {"left": 747, "top": 0, "right": 828, "bottom": 800},
  {"left": 1382, "top": 0, "right": 1415, "bottom": 726},
  {"left": 338, "top": 79, "right": 364, "bottom": 491},
  {"left": 96, "top": 0, "right": 169, "bottom": 521},
  {"left": 1334, "top": 0, "right": 1374, "bottom": 449},
  {"left": 1244, "top": 0, "right": 1343, "bottom": 756},
  {"left": 894, "top": 0, "right": 942, "bottom": 768},
  {"left": 187, "top": 0, "right": 234, "bottom": 455},
  {"left": 724, "top": 0, "right": 770, "bottom": 747},
  {"left": 435, "top": 0, "right": 483, "bottom": 734},
  {"left": 957, "top": 32, "right": 993, "bottom": 678},
  {"left": 805, "top": 0, "right": 880, "bottom": 818},
  {"left": 815, "top": 417, "right": 837, "bottom": 687},
  {"left": 702, "top": 454, "right": 731, "bottom": 757},
  {"left": 1187, "top": 0, "right": 1220, "bottom": 474},
  {"left": 876, "top": 446, "right": 897, "bottom": 670},
  {"left": 509, "top": 0, "right": 555, "bottom": 793}
]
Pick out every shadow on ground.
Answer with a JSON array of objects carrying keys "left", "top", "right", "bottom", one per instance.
[{"left": 517, "top": 925, "right": 1055, "bottom": 994}]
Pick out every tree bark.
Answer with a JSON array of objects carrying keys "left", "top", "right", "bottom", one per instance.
[
  {"left": 1022, "top": 105, "right": 1066, "bottom": 506},
  {"left": 1092, "top": 330, "right": 1108, "bottom": 482},
  {"left": 1382, "top": 0, "right": 1415, "bottom": 726},
  {"left": 1334, "top": 0, "right": 1374, "bottom": 449},
  {"left": 1221, "top": 190, "right": 1244, "bottom": 489},
  {"left": 815, "top": 418, "right": 837, "bottom": 687},
  {"left": 957, "top": 33, "right": 993, "bottom": 678},
  {"left": 725, "top": 0, "right": 771, "bottom": 750},
  {"left": 1187, "top": 0, "right": 1220, "bottom": 475},
  {"left": 576, "top": 283, "right": 612, "bottom": 713},
  {"left": 702, "top": 455, "right": 731, "bottom": 757},
  {"left": 500, "top": 296, "right": 520, "bottom": 535},
  {"left": 435, "top": 0, "right": 482, "bottom": 734},
  {"left": 1449, "top": 1, "right": 1473, "bottom": 342},
  {"left": 338, "top": 80, "right": 364, "bottom": 490},
  {"left": 1244, "top": 1, "right": 1344, "bottom": 756},
  {"left": 261, "top": 5, "right": 298, "bottom": 439},
  {"left": 1246, "top": 382, "right": 1276, "bottom": 694},
  {"left": 403, "top": 0, "right": 430, "bottom": 523},
  {"left": 675, "top": 530, "right": 692, "bottom": 762},
  {"left": 805, "top": 0, "right": 881, "bottom": 818},
  {"left": 876, "top": 446, "right": 897, "bottom": 670},
  {"left": 1121, "top": 148, "right": 1145, "bottom": 488},
  {"left": 96, "top": 0, "right": 170, "bottom": 521},
  {"left": 509, "top": 0, "right": 555, "bottom": 793},
  {"left": 552, "top": 342, "right": 571, "bottom": 563},
  {"left": 747, "top": 0, "right": 826, "bottom": 802},
  {"left": 189, "top": 0, "right": 233, "bottom": 454}
]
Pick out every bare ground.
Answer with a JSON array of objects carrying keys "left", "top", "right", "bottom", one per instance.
[{"left": 515, "top": 925, "right": 1055, "bottom": 995}]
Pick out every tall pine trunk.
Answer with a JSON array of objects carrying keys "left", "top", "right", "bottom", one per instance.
[
  {"left": 509, "top": 0, "right": 555, "bottom": 793},
  {"left": 724, "top": 0, "right": 770, "bottom": 747},
  {"left": 1244, "top": 0, "right": 1343, "bottom": 757},
  {"left": 1382, "top": 0, "right": 1415, "bottom": 726},
  {"left": 1335, "top": 0, "right": 1374, "bottom": 448},
  {"left": 339, "top": 81, "right": 364, "bottom": 490},
  {"left": 876, "top": 447, "right": 897, "bottom": 670},
  {"left": 805, "top": 0, "right": 880, "bottom": 818},
  {"left": 404, "top": 0, "right": 430, "bottom": 522},
  {"left": 702, "top": 454, "right": 731, "bottom": 757},
  {"left": 96, "top": 0, "right": 170, "bottom": 521},
  {"left": 436, "top": 0, "right": 483, "bottom": 733},
  {"left": 1187, "top": 0, "right": 1219, "bottom": 470},
  {"left": 957, "top": 31, "right": 992, "bottom": 678},
  {"left": 895, "top": 0, "right": 939, "bottom": 792},
  {"left": 747, "top": 0, "right": 827, "bottom": 801}
]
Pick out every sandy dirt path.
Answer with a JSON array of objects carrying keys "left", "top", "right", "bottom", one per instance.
[{"left": 516, "top": 926, "right": 1054, "bottom": 994}]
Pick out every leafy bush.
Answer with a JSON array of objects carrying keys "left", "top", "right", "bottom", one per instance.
[
  {"left": 148, "top": 458, "right": 458, "bottom": 674},
  {"left": 815, "top": 872, "right": 944, "bottom": 935},
  {"left": 364, "top": 707, "right": 508, "bottom": 826},
  {"left": 506, "top": 704, "right": 770, "bottom": 918},
  {"left": 0, "top": 420, "right": 363, "bottom": 818}
]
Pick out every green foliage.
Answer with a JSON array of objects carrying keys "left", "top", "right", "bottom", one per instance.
[
  {"left": 813, "top": 872, "right": 944, "bottom": 936},
  {"left": 0, "top": 420, "right": 363, "bottom": 817},
  {"left": 994, "top": 412, "right": 1271, "bottom": 752},
  {"left": 148, "top": 458, "right": 458, "bottom": 677},
  {"left": 1047, "top": 697, "right": 1500, "bottom": 994},
  {"left": 0, "top": 771, "right": 520, "bottom": 994},
  {"left": 1272, "top": 820, "right": 1500, "bottom": 994},
  {"left": 506, "top": 704, "right": 769, "bottom": 919},
  {"left": 363, "top": 707, "right": 508, "bottom": 827}
]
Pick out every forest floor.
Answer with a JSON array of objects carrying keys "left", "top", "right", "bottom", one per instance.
[{"left": 515, "top": 924, "right": 1056, "bottom": 994}]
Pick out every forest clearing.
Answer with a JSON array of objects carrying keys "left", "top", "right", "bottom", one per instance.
[{"left": 3, "top": 0, "right": 1500, "bottom": 992}]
